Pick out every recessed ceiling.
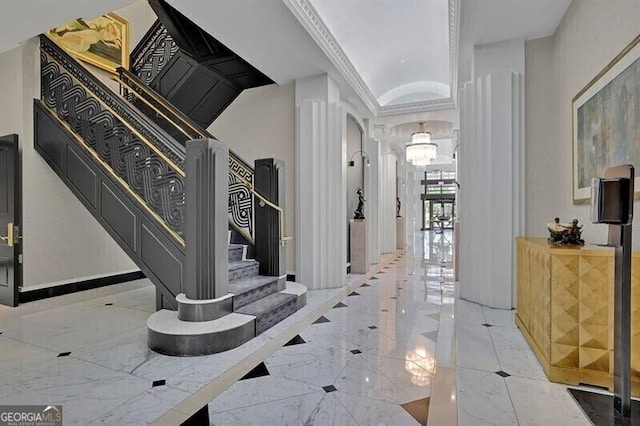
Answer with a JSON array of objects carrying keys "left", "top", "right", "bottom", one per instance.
[
  {"left": 458, "top": 0, "right": 571, "bottom": 83},
  {"left": 309, "top": 0, "right": 451, "bottom": 107}
]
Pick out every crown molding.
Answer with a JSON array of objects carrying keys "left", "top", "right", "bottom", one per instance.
[{"left": 282, "top": 0, "right": 460, "bottom": 117}]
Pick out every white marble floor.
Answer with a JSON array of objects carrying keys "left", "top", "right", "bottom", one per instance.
[{"left": 0, "top": 230, "right": 595, "bottom": 425}]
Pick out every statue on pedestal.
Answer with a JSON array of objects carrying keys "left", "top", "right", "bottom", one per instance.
[{"left": 354, "top": 188, "right": 365, "bottom": 219}]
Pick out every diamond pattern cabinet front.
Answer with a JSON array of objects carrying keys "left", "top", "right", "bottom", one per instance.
[{"left": 515, "top": 237, "right": 640, "bottom": 396}]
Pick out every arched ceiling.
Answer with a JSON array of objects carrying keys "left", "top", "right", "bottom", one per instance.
[{"left": 309, "top": 0, "right": 451, "bottom": 108}]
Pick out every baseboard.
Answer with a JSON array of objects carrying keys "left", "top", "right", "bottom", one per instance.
[{"left": 19, "top": 271, "right": 146, "bottom": 304}]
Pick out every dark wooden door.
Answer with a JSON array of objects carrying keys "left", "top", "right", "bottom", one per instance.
[{"left": 0, "top": 134, "right": 21, "bottom": 306}]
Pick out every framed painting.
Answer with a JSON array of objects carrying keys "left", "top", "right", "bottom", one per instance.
[
  {"left": 573, "top": 34, "right": 640, "bottom": 204},
  {"left": 46, "top": 13, "right": 129, "bottom": 74}
]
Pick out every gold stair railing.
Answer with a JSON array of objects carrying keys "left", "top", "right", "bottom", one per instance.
[{"left": 116, "top": 68, "right": 291, "bottom": 245}]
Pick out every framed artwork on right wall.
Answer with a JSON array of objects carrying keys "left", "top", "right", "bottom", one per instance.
[{"left": 572, "top": 34, "right": 640, "bottom": 204}]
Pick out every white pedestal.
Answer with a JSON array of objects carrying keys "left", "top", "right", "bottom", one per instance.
[
  {"left": 350, "top": 219, "right": 369, "bottom": 274},
  {"left": 396, "top": 217, "right": 405, "bottom": 249}
]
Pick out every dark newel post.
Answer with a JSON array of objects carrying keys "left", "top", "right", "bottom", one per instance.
[
  {"left": 184, "top": 139, "right": 228, "bottom": 300},
  {"left": 254, "top": 158, "right": 285, "bottom": 284}
]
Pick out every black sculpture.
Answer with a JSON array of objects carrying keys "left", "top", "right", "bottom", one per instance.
[
  {"left": 354, "top": 188, "right": 365, "bottom": 219},
  {"left": 396, "top": 197, "right": 401, "bottom": 217},
  {"left": 547, "top": 217, "right": 584, "bottom": 246}
]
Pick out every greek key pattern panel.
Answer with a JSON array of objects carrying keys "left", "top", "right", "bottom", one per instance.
[
  {"left": 131, "top": 23, "right": 179, "bottom": 86},
  {"left": 229, "top": 155, "right": 254, "bottom": 238},
  {"left": 41, "top": 50, "right": 185, "bottom": 237},
  {"left": 40, "top": 37, "right": 185, "bottom": 169}
]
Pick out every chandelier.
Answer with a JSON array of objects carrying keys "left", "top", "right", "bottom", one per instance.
[{"left": 406, "top": 122, "right": 437, "bottom": 166}]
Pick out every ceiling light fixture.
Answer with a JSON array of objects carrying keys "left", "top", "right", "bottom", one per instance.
[{"left": 406, "top": 122, "right": 437, "bottom": 166}]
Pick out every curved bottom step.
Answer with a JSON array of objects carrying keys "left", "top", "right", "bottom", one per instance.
[{"left": 147, "top": 310, "right": 256, "bottom": 356}]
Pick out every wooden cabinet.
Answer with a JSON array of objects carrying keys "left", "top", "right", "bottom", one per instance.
[{"left": 515, "top": 237, "right": 640, "bottom": 395}]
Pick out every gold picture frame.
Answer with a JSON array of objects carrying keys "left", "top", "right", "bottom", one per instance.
[
  {"left": 572, "top": 34, "right": 640, "bottom": 204},
  {"left": 46, "top": 13, "right": 129, "bottom": 74}
]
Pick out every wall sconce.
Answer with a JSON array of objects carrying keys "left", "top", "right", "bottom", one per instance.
[
  {"left": 348, "top": 150, "right": 370, "bottom": 167},
  {"left": 398, "top": 177, "right": 406, "bottom": 187}
]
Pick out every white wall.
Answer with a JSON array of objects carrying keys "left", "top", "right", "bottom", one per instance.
[
  {"left": 0, "top": 40, "right": 137, "bottom": 289},
  {"left": 0, "top": 0, "right": 162, "bottom": 289},
  {"left": 210, "top": 83, "right": 297, "bottom": 273},
  {"left": 525, "top": 0, "right": 640, "bottom": 247}
]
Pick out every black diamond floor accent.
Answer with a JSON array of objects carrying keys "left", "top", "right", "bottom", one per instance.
[
  {"left": 381, "top": 309, "right": 389, "bottom": 312},
  {"left": 402, "top": 397, "right": 430, "bottom": 426},
  {"left": 361, "top": 283, "right": 371, "bottom": 287},
  {"left": 313, "top": 316, "right": 330, "bottom": 324},
  {"left": 322, "top": 385, "right": 337, "bottom": 393},
  {"left": 350, "top": 349, "right": 362, "bottom": 354},
  {"left": 391, "top": 296, "right": 397, "bottom": 299},
  {"left": 348, "top": 291, "right": 361, "bottom": 296},
  {"left": 240, "top": 362, "right": 270, "bottom": 380},
  {"left": 422, "top": 331, "right": 438, "bottom": 342},
  {"left": 181, "top": 404, "right": 209, "bottom": 426},
  {"left": 427, "top": 313, "right": 440, "bottom": 321},
  {"left": 495, "top": 371, "right": 510, "bottom": 378},
  {"left": 368, "top": 326, "right": 377, "bottom": 329},
  {"left": 568, "top": 388, "right": 640, "bottom": 426},
  {"left": 482, "top": 323, "right": 494, "bottom": 328},
  {"left": 152, "top": 379, "right": 166, "bottom": 387},
  {"left": 104, "top": 303, "right": 113, "bottom": 306},
  {"left": 333, "top": 302, "right": 348, "bottom": 308},
  {"left": 57, "top": 352, "right": 71, "bottom": 357},
  {"left": 378, "top": 272, "right": 385, "bottom": 274},
  {"left": 284, "top": 334, "right": 307, "bottom": 346},
  {"left": 398, "top": 287, "right": 404, "bottom": 289},
  {"left": 371, "top": 277, "right": 379, "bottom": 280}
]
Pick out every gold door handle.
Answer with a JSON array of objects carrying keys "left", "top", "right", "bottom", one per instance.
[{"left": 1, "top": 223, "right": 14, "bottom": 247}]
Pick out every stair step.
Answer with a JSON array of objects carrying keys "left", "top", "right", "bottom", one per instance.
[
  {"left": 235, "top": 292, "right": 298, "bottom": 335},
  {"left": 229, "top": 260, "right": 259, "bottom": 282},
  {"left": 228, "top": 244, "right": 244, "bottom": 262},
  {"left": 147, "top": 310, "right": 256, "bottom": 356},
  {"left": 229, "top": 275, "right": 280, "bottom": 309}
]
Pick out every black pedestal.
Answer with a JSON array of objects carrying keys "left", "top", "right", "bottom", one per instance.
[{"left": 569, "top": 389, "right": 640, "bottom": 426}]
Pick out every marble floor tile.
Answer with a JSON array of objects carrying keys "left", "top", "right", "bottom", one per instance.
[
  {"left": 335, "top": 391, "right": 420, "bottom": 425},
  {"left": 455, "top": 299, "right": 486, "bottom": 324},
  {"left": 69, "top": 284, "right": 155, "bottom": 313},
  {"left": 1, "top": 305, "right": 150, "bottom": 353},
  {"left": 268, "top": 352, "right": 351, "bottom": 387},
  {"left": 333, "top": 354, "right": 428, "bottom": 405},
  {"left": 211, "top": 391, "right": 325, "bottom": 426},
  {"left": 457, "top": 367, "right": 518, "bottom": 426},
  {"left": 0, "top": 336, "right": 59, "bottom": 371},
  {"left": 166, "top": 334, "right": 273, "bottom": 394},
  {"left": 0, "top": 356, "right": 150, "bottom": 425},
  {"left": 506, "top": 376, "right": 589, "bottom": 425},
  {"left": 70, "top": 326, "right": 198, "bottom": 381},
  {"left": 209, "top": 375, "right": 322, "bottom": 413},
  {"left": 303, "top": 392, "right": 359, "bottom": 426},
  {"left": 265, "top": 332, "right": 353, "bottom": 367},
  {"left": 455, "top": 321, "right": 500, "bottom": 372},
  {"left": 489, "top": 326, "right": 547, "bottom": 381},
  {"left": 88, "top": 385, "right": 190, "bottom": 425},
  {"left": 482, "top": 306, "right": 516, "bottom": 328}
]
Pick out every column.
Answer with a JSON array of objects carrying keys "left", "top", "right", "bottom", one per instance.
[
  {"left": 458, "top": 39, "right": 525, "bottom": 309},
  {"left": 295, "top": 74, "right": 347, "bottom": 290}
]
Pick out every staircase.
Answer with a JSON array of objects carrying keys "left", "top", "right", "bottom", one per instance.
[{"left": 34, "top": 1, "right": 304, "bottom": 356}]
